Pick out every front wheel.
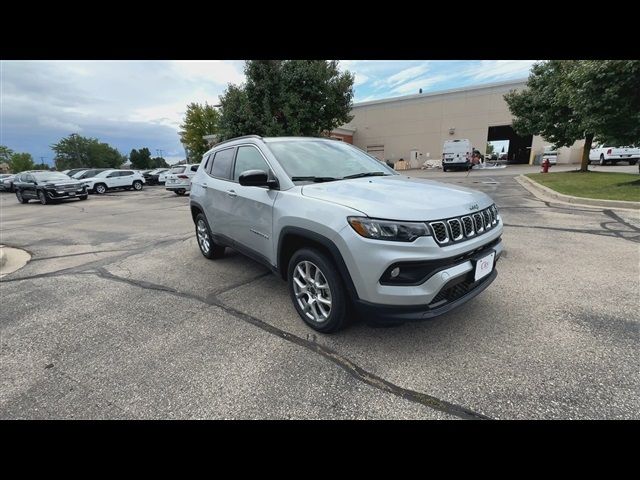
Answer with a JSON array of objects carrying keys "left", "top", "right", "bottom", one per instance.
[
  {"left": 38, "top": 190, "right": 48, "bottom": 205},
  {"left": 629, "top": 160, "right": 637, "bottom": 166},
  {"left": 599, "top": 154, "right": 606, "bottom": 166},
  {"left": 195, "top": 213, "right": 225, "bottom": 259},
  {"left": 132, "top": 180, "right": 143, "bottom": 191},
  {"left": 16, "top": 190, "right": 28, "bottom": 204},
  {"left": 175, "top": 189, "right": 186, "bottom": 196},
  {"left": 288, "top": 248, "right": 347, "bottom": 333},
  {"left": 79, "top": 194, "right": 88, "bottom": 200},
  {"left": 94, "top": 183, "right": 107, "bottom": 194}
]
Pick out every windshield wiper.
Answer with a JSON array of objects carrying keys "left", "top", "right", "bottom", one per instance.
[
  {"left": 291, "top": 176, "right": 339, "bottom": 183},
  {"left": 342, "top": 172, "right": 391, "bottom": 179}
]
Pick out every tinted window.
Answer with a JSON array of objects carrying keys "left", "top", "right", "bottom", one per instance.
[
  {"left": 107, "top": 172, "right": 119, "bottom": 178},
  {"left": 190, "top": 164, "right": 199, "bottom": 172},
  {"left": 233, "top": 146, "right": 269, "bottom": 182},
  {"left": 210, "top": 148, "right": 234, "bottom": 179},
  {"left": 121, "top": 171, "right": 133, "bottom": 176},
  {"left": 32, "top": 172, "right": 72, "bottom": 182}
]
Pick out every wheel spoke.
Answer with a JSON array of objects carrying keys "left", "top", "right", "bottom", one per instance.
[{"left": 293, "top": 276, "right": 306, "bottom": 289}]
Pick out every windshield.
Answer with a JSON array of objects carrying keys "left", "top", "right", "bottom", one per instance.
[
  {"left": 33, "top": 172, "right": 73, "bottom": 182},
  {"left": 267, "top": 140, "right": 395, "bottom": 181},
  {"left": 78, "top": 169, "right": 105, "bottom": 178}
]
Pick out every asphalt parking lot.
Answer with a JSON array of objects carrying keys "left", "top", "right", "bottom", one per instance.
[{"left": 1, "top": 166, "right": 638, "bottom": 419}]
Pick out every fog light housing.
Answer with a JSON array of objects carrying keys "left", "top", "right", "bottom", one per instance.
[{"left": 390, "top": 267, "right": 400, "bottom": 278}]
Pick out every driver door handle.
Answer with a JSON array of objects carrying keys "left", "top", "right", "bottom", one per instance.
[{"left": 226, "top": 189, "right": 237, "bottom": 197}]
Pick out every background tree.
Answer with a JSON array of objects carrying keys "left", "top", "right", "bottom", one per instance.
[
  {"left": 9, "top": 152, "right": 35, "bottom": 172},
  {"left": 52, "top": 134, "right": 125, "bottom": 170},
  {"left": 217, "top": 60, "right": 355, "bottom": 140},
  {"left": 150, "top": 157, "right": 169, "bottom": 168},
  {"left": 505, "top": 60, "right": 640, "bottom": 172},
  {"left": 33, "top": 162, "right": 50, "bottom": 170},
  {"left": 129, "top": 147, "right": 153, "bottom": 169},
  {"left": 0, "top": 145, "right": 14, "bottom": 164},
  {"left": 486, "top": 143, "right": 495, "bottom": 156},
  {"left": 179, "top": 103, "right": 220, "bottom": 162}
]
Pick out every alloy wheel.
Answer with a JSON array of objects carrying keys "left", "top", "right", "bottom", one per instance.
[
  {"left": 196, "top": 219, "right": 211, "bottom": 255},
  {"left": 292, "top": 260, "right": 332, "bottom": 323}
]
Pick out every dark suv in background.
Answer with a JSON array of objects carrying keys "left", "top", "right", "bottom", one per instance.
[{"left": 13, "top": 171, "right": 88, "bottom": 204}]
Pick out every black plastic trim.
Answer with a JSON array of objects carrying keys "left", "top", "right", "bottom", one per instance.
[{"left": 355, "top": 269, "right": 498, "bottom": 323}]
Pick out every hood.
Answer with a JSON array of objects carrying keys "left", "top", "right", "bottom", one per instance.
[{"left": 301, "top": 176, "right": 494, "bottom": 221}]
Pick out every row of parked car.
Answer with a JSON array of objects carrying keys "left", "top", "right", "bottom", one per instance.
[{"left": 0, "top": 164, "right": 202, "bottom": 205}]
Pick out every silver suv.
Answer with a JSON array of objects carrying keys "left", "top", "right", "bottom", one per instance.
[{"left": 190, "top": 136, "right": 503, "bottom": 333}]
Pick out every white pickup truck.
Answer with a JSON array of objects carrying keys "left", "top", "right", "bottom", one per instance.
[{"left": 589, "top": 145, "right": 639, "bottom": 165}]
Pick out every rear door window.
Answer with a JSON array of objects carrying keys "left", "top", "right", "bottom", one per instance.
[{"left": 210, "top": 148, "right": 235, "bottom": 180}]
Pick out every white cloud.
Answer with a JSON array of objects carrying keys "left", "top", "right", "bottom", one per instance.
[
  {"left": 37, "top": 116, "right": 83, "bottom": 132},
  {"left": 391, "top": 75, "right": 448, "bottom": 95},
  {"left": 465, "top": 60, "right": 537, "bottom": 82},
  {"left": 170, "top": 61, "right": 244, "bottom": 86},
  {"left": 387, "top": 63, "right": 431, "bottom": 86}
]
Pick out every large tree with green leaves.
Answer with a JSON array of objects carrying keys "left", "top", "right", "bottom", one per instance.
[
  {"left": 52, "top": 134, "right": 126, "bottom": 170},
  {"left": 505, "top": 60, "right": 640, "bottom": 172},
  {"left": 179, "top": 103, "right": 220, "bottom": 162},
  {"left": 129, "top": 147, "right": 153, "bottom": 169},
  {"left": 217, "top": 60, "right": 355, "bottom": 141},
  {"left": 1, "top": 145, "right": 14, "bottom": 164},
  {"left": 9, "top": 152, "right": 35, "bottom": 172}
]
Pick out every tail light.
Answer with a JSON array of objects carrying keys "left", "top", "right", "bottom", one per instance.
[
  {"left": 177, "top": 175, "right": 189, "bottom": 179},
  {"left": 607, "top": 149, "right": 612, "bottom": 155}
]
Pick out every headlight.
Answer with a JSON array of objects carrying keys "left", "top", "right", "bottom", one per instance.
[{"left": 347, "top": 216, "right": 431, "bottom": 242}]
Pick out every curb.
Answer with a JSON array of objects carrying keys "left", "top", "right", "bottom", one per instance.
[
  {"left": 0, "top": 248, "right": 6, "bottom": 269},
  {"left": 516, "top": 175, "right": 640, "bottom": 211}
]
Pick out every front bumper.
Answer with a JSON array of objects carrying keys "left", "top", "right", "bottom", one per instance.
[
  {"left": 45, "top": 187, "right": 87, "bottom": 199},
  {"left": 354, "top": 268, "right": 498, "bottom": 322}
]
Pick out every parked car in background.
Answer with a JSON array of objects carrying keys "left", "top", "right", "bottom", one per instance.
[
  {"left": 190, "top": 136, "right": 503, "bottom": 333},
  {"left": 74, "top": 168, "right": 110, "bottom": 180},
  {"left": 61, "top": 168, "right": 90, "bottom": 177},
  {"left": 143, "top": 168, "right": 169, "bottom": 185},
  {"left": 542, "top": 147, "right": 558, "bottom": 165},
  {"left": 589, "top": 145, "right": 639, "bottom": 165},
  {"left": 157, "top": 169, "right": 170, "bottom": 184},
  {"left": 82, "top": 169, "right": 145, "bottom": 194},
  {"left": 165, "top": 164, "right": 199, "bottom": 195},
  {"left": 442, "top": 139, "right": 472, "bottom": 172},
  {"left": 13, "top": 171, "right": 88, "bottom": 204},
  {"left": 0, "top": 174, "right": 16, "bottom": 192}
]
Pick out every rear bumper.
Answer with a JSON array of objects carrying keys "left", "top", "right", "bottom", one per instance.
[
  {"left": 166, "top": 185, "right": 190, "bottom": 191},
  {"left": 354, "top": 268, "right": 497, "bottom": 323}
]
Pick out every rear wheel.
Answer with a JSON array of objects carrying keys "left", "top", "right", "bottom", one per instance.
[
  {"left": 175, "top": 189, "right": 186, "bottom": 196},
  {"left": 15, "top": 190, "right": 28, "bottom": 204},
  {"left": 442, "top": 165, "right": 448, "bottom": 172},
  {"left": 288, "top": 248, "right": 347, "bottom": 333},
  {"left": 195, "top": 213, "right": 225, "bottom": 259},
  {"left": 133, "top": 180, "right": 143, "bottom": 190},
  {"left": 630, "top": 160, "right": 638, "bottom": 166},
  {"left": 599, "top": 154, "right": 606, "bottom": 166},
  {"left": 38, "top": 190, "right": 48, "bottom": 205}
]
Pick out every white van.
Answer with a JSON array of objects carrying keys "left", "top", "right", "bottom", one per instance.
[{"left": 442, "top": 139, "right": 472, "bottom": 172}]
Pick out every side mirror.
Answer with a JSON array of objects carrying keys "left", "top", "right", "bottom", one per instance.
[{"left": 239, "top": 169, "right": 277, "bottom": 188}]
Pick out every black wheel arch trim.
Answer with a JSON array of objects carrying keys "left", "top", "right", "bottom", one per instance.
[{"left": 277, "top": 226, "right": 360, "bottom": 301}]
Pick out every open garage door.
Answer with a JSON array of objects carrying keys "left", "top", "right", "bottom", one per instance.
[
  {"left": 366, "top": 145, "right": 385, "bottom": 162},
  {"left": 488, "top": 125, "right": 532, "bottom": 164}
]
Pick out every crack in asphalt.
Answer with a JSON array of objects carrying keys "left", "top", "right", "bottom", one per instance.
[
  {"left": 30, "top": 249, "right": 132, "bottom": 262},
  {"left": 85, "top": 268, "right": 491, "bottom": 420},
  {"left": 503, "top": 223, "right": 639, "bottom": 242}
]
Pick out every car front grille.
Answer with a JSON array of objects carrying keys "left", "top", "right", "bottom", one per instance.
[{"left": 429, "top": 205, "right": 499, "bottom": 246}]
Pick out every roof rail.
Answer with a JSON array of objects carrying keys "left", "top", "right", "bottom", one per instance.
[{"left": 212, "top": 135, "right": 263, "bottom": 148}]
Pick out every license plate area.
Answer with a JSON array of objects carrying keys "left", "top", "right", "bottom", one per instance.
[{"left": 473, "top": 250, "right": 495, "bottom": 281}]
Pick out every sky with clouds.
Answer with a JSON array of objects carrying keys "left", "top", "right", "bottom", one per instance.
[{"left": 1, "top": 60, "right": 537, "bottom": 166}]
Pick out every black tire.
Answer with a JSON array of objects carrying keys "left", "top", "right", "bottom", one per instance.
[
  {"left": 287, "top": 247, "right": 348, "bottom": 333},
  {"left": 79, "top": 194, "right": 88, "bottom": 200},
  {"left": 194, "top": 213, "right": 225, "bottom": 259},
  {"left": 442, "top": 165, "right": 448, "bottom": 172},
  {"left": 599, "top": 154, "right": 606, "bottom": 166},
  {"left": 94, "top": 183, "right": 107, "bottom": 194},
  {"left": 175, "top": 189, "right": 186, "bottom": 196},
  {"left": 132, "top": 180, "right": 143, "bottom": 191},
  {"left": 629, "top": 160, "right": 637, "bottom": 166},
  {"left": 15, "top": 190, "right": 28, "bottom": 204},
  {"left": 37, "top": 190, "right": 48, "bottom": 205}
]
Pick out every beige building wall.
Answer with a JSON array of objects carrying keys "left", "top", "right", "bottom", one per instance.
[
  {"left": 530, "top": 136, "right": 585, "bottom": 165},
  {"left": 342, "top": 79, "right": 583, "bottom": 166}
]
